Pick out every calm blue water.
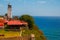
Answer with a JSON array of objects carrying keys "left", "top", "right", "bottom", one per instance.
[{"left": 33, "top": 16, "right": 60, "bottom": 40}]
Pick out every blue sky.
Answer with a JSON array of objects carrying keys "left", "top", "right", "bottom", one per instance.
[{"left": 0, "top": 0, "right": 60, "bottom": 16}]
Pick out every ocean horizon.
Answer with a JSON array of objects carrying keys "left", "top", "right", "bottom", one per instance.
[{"left": 33, "top": 16, "right": 60, "bottom": 40}]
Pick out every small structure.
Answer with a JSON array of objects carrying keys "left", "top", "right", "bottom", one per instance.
[{"left": 6, "top": 20, "right": 28, "bottom": 30}]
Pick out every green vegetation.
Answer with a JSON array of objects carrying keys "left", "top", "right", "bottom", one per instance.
[
  {"left": 5, "top": 13, "right": 7, "bottom": 16},
  {"left": 0, "top": 29, "right": 20, "bottom": 38},
  {"left": 19, "top": 15, "right": 46, "bottom": 40},
  {"left": 0, "top": 15, "right": 3, "bottom": 17},
  {"left": 22, "top": 28, "right": 46, "bottom": 40},
  {"left": 19, "top": 15, "right": 34, "bottom": 30}
]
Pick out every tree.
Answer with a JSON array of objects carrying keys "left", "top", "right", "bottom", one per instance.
[
  {"left": 13, "top": 16, "right": 19, "bottom": 20},
  {"left": 19, "top": 15, "right": 34, "bottom": 30},
  {"left": 5, "top": 13, "right": 7, "bottom": 16}
]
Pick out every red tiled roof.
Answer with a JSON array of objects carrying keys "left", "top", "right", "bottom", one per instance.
[
  {"left": 7, "top": 20, "right": 28, "bottom": 25},
  {"left": 0, "top": 19, "right": 4, "bottom": 23},
  {"left": 0, "top": 23, "right": 4, "bottom": 27},
  {"left": 4, "top": 19, "right": 8, "bottom": 23},
  {"left": 0, "top": 19, "right": 4, "bottom": 27}
]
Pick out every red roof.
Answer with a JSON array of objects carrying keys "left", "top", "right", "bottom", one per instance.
[
  {"left": 0, "top": 19, "right": 4, "bottom": 27},
  {"left": 7, "top": 20, "right": 28, "bottom": 25},
  {"left": 4, "top": 19, "right": 8, "bottom": 23},
  {"left": 0, "top": 19, "right": 8, "bottom": 23},
  {"left": 0, "top": 23, "right": 4, "bottom": 28},
  {"left": 0, "top": 19, "right": 4, "bottom": 23}
]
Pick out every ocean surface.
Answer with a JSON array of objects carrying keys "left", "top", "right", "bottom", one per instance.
[{"left": 33, "top": 16, "right": 60, "bottom": 40}]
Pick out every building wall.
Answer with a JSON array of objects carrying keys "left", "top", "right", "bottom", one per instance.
[{"left": 7, "top": 4, "right": 12, "bottom": 18}]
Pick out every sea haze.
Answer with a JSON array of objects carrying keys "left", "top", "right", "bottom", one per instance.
[{"left": 33, "top": 16, "right": 60, "bottom": 40}]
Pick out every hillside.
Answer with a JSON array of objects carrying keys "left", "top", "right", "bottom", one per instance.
[{"left": 0, "top": 15, "right": 46, "bottom": 40}]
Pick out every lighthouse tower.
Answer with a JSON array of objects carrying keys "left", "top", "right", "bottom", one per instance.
[{"left": 7, "top": 4, "right": 12, "bottom": 19}]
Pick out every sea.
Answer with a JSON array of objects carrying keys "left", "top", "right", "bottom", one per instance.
[{"left": 33, "top": 16, "right": 60, "bottom": 40}]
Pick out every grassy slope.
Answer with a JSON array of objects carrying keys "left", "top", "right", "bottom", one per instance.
[
  {"left": 22, "top": 25, "right": 46, "bottom": 40},
  {"left": 0, "top": 29, "right": 20, "bottom": 38},
  {"left": 0, "top": 26, "right": 46, "bottom": 40}
]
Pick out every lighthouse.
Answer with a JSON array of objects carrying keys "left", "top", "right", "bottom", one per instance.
[{"left": 7, "top": 4, "right": 12, "bottom": 19}]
